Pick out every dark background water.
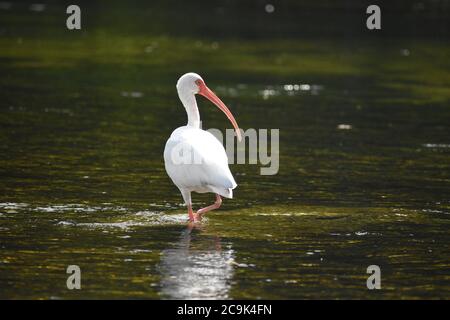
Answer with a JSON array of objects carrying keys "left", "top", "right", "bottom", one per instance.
[{"left": 0, "top": 0, "right": 449, "bottom": 299}]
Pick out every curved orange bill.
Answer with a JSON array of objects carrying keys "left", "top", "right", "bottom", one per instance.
[{"left": 198, "top": 82, "right": 242, "bottom": 141}]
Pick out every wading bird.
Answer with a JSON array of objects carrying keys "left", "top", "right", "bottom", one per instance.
[{"left": 164, "top": 73, "right": 241, "bottom": 223}]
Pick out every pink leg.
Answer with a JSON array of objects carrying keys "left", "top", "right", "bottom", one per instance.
[
  {"left": 187, "top": 204, "right": 195, "bottom": 222},
  {"left": 195, "top": 194, "right": 222, "bottom": 220}
]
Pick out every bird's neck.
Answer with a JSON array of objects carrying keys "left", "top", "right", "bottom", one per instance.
[{"left": 179, "top": 91, "right": 201, "bottom": 128}]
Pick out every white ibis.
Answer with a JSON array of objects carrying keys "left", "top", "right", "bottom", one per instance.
[{"left": 164, "top": 73, "right": 242, "bottom": 223}]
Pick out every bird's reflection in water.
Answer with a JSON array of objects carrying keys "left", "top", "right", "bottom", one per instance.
[{"left": 159, "top": 224, "right": 235, "bottom": 299}]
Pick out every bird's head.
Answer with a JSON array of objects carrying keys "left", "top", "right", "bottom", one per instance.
[
  {"left": 176, "top": 72, "right": 242, "bottom": 141},
  {"left": 176, "top": 72, "right": 204, "bottom": 94}
]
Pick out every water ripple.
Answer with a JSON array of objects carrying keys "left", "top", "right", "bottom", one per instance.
[{"left": 0, "top": 202, "right": 189, "bottom": 228}]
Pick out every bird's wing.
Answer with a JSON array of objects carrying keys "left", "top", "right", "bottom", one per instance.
[{"left": 164, "top": 128, "right": 237, "bottom": 191}]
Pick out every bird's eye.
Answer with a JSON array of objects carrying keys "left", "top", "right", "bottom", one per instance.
[{"left": 195, "top": 80, "right": 202, "bottom": 86}]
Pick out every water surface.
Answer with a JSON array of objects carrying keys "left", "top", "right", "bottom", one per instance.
[{"left": 0, "top": 1, "right": 449, "bottom": 299}]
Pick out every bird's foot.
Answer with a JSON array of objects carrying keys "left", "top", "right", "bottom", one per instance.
[
  {"left": 193, "top": 212, "right": 202, "bottom": 222},
  {"left": 188, "top": 212, "right": 202, "bottom": 223}
]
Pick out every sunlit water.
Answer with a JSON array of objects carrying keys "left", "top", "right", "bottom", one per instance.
[{"left": 0, "top": 1, "right": 449, "bottom": 299}]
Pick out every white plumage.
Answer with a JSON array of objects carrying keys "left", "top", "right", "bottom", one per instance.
[
  {"left": 164, "top": 126, "right": 236, "bottom": 199},
  {"left": 163, "top": 73, "right": 241, "bottom": 222}
]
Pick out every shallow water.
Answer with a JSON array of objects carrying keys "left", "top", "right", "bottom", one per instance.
[{"left": 0, "top": 1, "right": 449, "bottom": 299}]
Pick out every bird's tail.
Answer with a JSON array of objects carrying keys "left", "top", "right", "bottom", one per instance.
[{"left": 208, "top": 185, "right": 234, "bottom": 199}]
